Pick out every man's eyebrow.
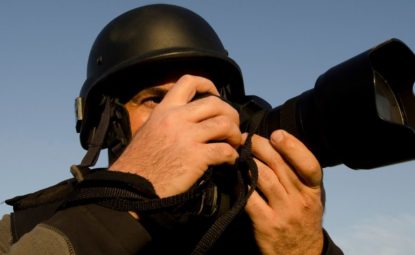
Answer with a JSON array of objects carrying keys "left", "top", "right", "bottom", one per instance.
[{"left": 130, "top": 86, "right": 169, "bottom": 102}]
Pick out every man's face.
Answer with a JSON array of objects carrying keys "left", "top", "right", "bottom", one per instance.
[{"left": 124, "top": 82, "right": 174, "bottom": 135}]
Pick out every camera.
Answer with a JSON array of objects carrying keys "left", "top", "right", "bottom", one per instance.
[
  {"left": 236, "top": 38, "right": 415, "bottom": 169},
  {"left": 192, "top": 39, "right": 415, "bottom": 250}
]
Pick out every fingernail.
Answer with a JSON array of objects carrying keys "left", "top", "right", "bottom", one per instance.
[{"left": 272, "top": 130, "right": 284, "bottom": 143}]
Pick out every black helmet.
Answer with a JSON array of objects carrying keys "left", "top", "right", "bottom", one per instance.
[{"left": 75, "top": 4, "right": 244, "bottom": 163}]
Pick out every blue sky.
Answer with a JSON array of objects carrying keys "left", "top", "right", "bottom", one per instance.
[{"left": 1, "top": 1, "right": 415, "bottom": 254}]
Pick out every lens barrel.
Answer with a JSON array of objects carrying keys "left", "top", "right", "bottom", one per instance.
[{"left": 242, "top": 39, "right": 415, "bottom": 169}]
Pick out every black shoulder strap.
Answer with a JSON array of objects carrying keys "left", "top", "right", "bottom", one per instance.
[
  {"left": 5, "top": 178, "right": 77, "bottom": 243},
  {"left": 9, "top": 201, "right": 63, "bottom": 242},
  {"left": 4, "top": 169, "right": 157, "bottom": 244},
  {"left": 4, "top": 167, "right": 157, "bottom": 244}
]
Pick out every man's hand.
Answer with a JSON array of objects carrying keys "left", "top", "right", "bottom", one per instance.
[
  {"left": 109, "top": 75, "right": 242, "bottom": 198},
  {"left": 245, "top": 130, "right": 324, "bottom": 255}
]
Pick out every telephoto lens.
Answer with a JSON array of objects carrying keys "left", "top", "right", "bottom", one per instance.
[{"left": 239, "top": 39, "right": 415, "bottom": 169}]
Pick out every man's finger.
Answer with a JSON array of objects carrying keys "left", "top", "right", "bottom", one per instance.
[
  {"left": 195, "top": 115, "right": 241, "bottom": 147},
  {"left": 202, "top": 142, "right": 239, "bottom": 166},
  {"left": 184, "top": 95, "right": 240, "bottom": 125},
  {"left": 245, "top": 191, "right": 272, "bottom": 222},
  {"left": 247, "top": 134, "right": 299, "bottom": 193},
  {"left": 160, "top": 75, "right": 220, "bottom": 106},
  {"left": 270, "top": 130, "right": 322, "bottom": 188}
]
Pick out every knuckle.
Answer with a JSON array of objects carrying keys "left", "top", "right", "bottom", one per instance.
[
  {"left": 302, "top": 159, "right": 322, "bottom": 182},
  {"left": 203, "top": 115, "right": 234, "bottom": 133},
  {"left": 259, "top": 174, "right": 274, "bottom": 191},
  {"left": 268, "top": 157, "right": 285, "bottom": 172},
  {"left": 310, "top": 159, "right": 322, "bottom": 172},
  {"left": 216, "top": 116, "right": 233, "bottom": 130},
  {"left": 268, "top": 216, "right": 290, "bottom": 234},
  {"left": 230, "top": 107, "right": 240, "bottom": 125},
  {"left": 220, "top": 143, "right": 236, "bottom": 159},
  {"left": 222, "top": 104, "right": 240, "bottom": 126},
  {"left": 177, "top": 74, "right": 197, "bottom": 90},
  {"left": 205, "top": 95, "right": 223, "bottom": 106},
  {"left": 206, "top": 96, "right": 240, "bottom": 125},
  {"left": 301, "top": 195, "right": 314, "bottom": 210},
  {"left": 307, "top": 160, "right": 322, "bottom": 174},
  {"left": 301, "top": 193, "right": 324, "bottom": 213},
  {"left": 179, "top": 74, "right": 194, "bottom": 82}
]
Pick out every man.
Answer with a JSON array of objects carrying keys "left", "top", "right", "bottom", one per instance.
[{"left": 0, "top": 4, "right": 342, "bottom": 254}]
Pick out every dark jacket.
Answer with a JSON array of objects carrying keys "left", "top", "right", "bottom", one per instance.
[{"left": 0, "top": 171, "right": 343, "bottom": 255}]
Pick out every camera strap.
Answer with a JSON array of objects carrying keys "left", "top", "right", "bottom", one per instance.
[
  {"left": 65, "top": 95, "right": 261, "bottom": 253},
  {"left": 191, "top": 132, "right": 258, "bottom": 254},
  {"left": 58, "top": 132, "right": 258, "bottom": 254}
]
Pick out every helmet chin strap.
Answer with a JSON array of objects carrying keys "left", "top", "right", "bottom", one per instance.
[
  {"left": 71, "top": 96, "right": 132, "bottom": 181},
  {"left": 79, "top": 97, "right": 112, "bottom": 167}
]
